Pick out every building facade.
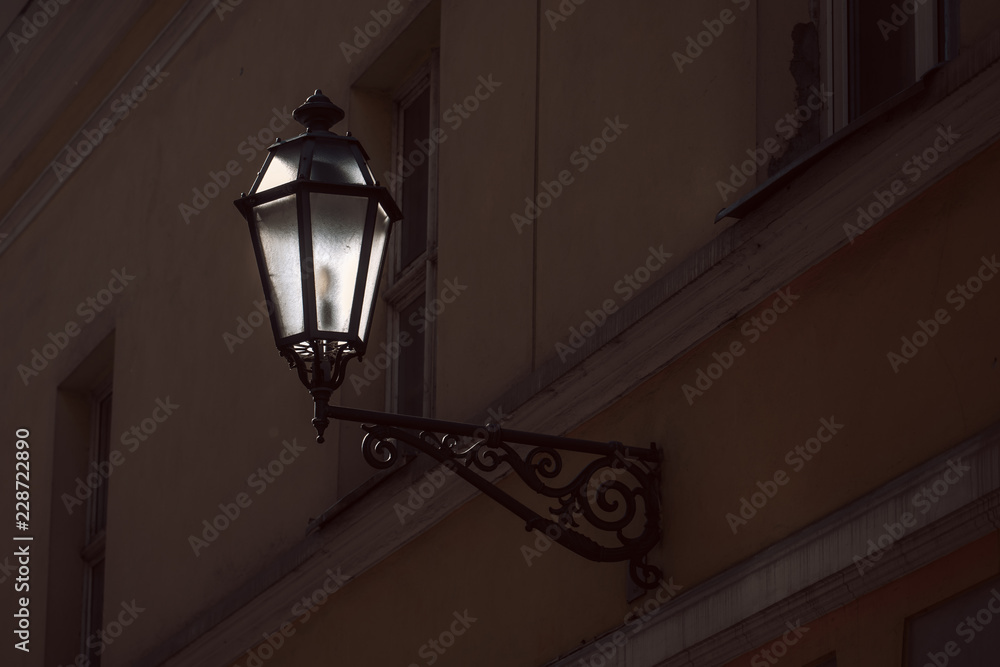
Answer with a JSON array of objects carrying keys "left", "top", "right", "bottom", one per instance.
[{"left": 2, "top": 0, "right": 1000, "bottom": 665}]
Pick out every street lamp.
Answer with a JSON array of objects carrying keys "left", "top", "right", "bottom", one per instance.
[
  {"left": 234, "top": 91, "right": 664, "bottom": 592},
  {"left": 233, "top": 90, "right": 400, "bottom": 433}
]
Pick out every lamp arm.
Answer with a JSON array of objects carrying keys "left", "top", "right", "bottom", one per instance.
[
  {"left": 319, "top": 401, "right": 660, "bottom": 461},
  {"left": 316, "top": 400, "right": 664, "bottom": 591}
]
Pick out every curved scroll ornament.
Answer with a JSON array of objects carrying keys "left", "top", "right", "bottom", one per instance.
[
  {"left": 279, "top": 341, "right": 358, "bottom": 393},
  {"left": 360, "top": 422, "right": 663, "bottom": 589}
]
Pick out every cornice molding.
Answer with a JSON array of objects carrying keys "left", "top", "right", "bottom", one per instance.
[{"left": 546, "top": 420, "right": 1000, "bottom": 666}]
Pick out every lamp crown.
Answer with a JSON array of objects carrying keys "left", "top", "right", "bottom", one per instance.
[{"left": 292, "top": 89, "right": 345, "bottom": 132}]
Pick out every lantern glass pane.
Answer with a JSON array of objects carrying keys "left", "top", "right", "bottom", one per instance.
[
  {"left": 253, "top": 194, "right": 304, "bottom": 338},
  {"left": 256, "top": 143, "right": 301, "bottom": 193},
  {"left": 310, "top": 193, "right": 370, "bottom": 334},
  {"left": 310, "top": 142, "right": 368, "bottom": 186},
  {"left": 359, "top": 203, "right": 391, "bottom": 341}
]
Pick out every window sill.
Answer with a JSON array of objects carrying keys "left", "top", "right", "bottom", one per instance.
[{"left": 714, "top": 76, "right": 934, "bottom": 223}]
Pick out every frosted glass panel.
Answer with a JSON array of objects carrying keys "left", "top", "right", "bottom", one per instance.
[
  {"left": 310, "top": 144, "right": 367, "bottom": 185},
  {"left": 310, "top": 193, "right": 370, "bottom": 333},
  {"left": 358, "top": 204, "right": 391, "bottom": 340},
  {"left": 254, "top": 195, "right": 304, "bottom": 338},
  {"left": 256, "top": 144, "right": 301, "bottom": 192}
]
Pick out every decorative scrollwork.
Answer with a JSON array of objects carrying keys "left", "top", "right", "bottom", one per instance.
[
  {"left": 281, "top": 341, "right": 361, "bottom": 443},
  {"left": 358, "top": 422, "right": 663, "bottom": 590},
  {"left": 280, "top": 340, "right": 359, "bottom": 395},
  {"left": 361, "top": 430, "right": 399, "bottom": 469}
]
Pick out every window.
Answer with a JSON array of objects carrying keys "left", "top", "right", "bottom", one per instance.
[
  {"left": 759, "top": 0, "right": 947, "bottom": 173},
  {"left": 905, "top": 575, "right": 1000, "bottom": 664},
  {"left": 722, "top": 0, "right": 953, "bottom": 218},
  {"left": 840, "top": 0, "right": 942, "bottom": 122},
  {"left": 81, "top": 387, "right": 112, "bottom": 666},
  {"left": 46, "top": 335, "right": 114, "bottom": 665},
  {"left": 382, "top": 57, "right": 439, "bottom": 417}
]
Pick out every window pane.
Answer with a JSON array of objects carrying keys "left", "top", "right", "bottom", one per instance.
[
  {"left": 397, "top": 297, "right": 426, "bottom": 416},
  {"left": 91, "top": 393, "right": 112, "bottom": 538},
  {"left": 359, "top": 204, "right": 391, "bottom": 342},
  {"left": 256, "top": 143, "right": 301, "bottom": 193},
  {"left": 310, "top": 143, "right": 368, "bottom": 186},
  {"left": 254, "top": 195, "right": 304, "bottom": 338},
  {"left": 85, "top": 559, "right": 105, "bottom": 667},
  {"left": 756, "top": 1, "right": 827, "bottom": 177},
  {"left": 849, "top": 0, "right": 916, "bottom": 118},
  {"left": 310, "top": 193, "right": 369, "bottom": 333},
  {"left": 400, "top": 86, "right": 430, "bottom": 269}
]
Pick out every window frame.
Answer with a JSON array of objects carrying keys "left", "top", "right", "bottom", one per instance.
[
  {"left": 382, "top": 53, "right": 440, "bottom": 418},
  {"left": 717, "top": 0, "right": 955, "bottom": 222},
  {"left": 80, "top": 382, "right": 112, "bottom": 666},
  {"left": 824, "top": 0, "right": 945, "bottom": 133}
]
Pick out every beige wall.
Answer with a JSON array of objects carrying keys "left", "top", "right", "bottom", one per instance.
[{"left": 0, "top": 1, "right": 997, "bottom": 666}]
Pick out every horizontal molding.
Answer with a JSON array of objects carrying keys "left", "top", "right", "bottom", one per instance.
[
  {"left": 545, "top": 420, "right": 1000, "bottom": 667},
  {"left": 135, "top": 28, "right": 1000, "bottom": 667}
]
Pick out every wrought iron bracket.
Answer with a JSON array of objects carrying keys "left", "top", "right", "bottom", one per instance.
[{"left": 316, "top": 401, "right": 664, "bottom": 591}]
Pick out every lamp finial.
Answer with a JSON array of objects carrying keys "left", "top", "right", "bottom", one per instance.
[{"left": 293, "top": 89, "right": 345, "bottom": 132}]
